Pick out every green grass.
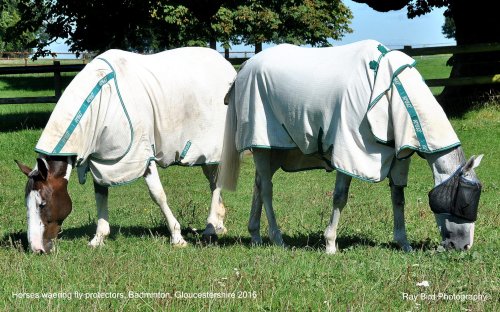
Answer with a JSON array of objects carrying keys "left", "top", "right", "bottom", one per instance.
[
  {"left": 0, "top": 57, "right": 498, "bottom": 311},
  {"left": 0, "top": 58, "right": 82, "bottom": 100},
  {"left": 413, "top": 54, "right": 452, "bottom": 95}
]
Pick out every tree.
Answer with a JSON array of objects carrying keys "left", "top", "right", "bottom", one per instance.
[
  {"left": 14, "top": 0, "right": 353, "bottom": 59},
  {"left": 154, "top": 1, "right": 236, "bottom": 50},
  {"left": 233, "top": 0, "right": 352, "bottom": 53},
  {"left": 0, "top": 0, "right": 38, "bottom": 53},
  {"left": 441, "top": 16, "right": 454, "bottom": 39},
  {"left": 158, "top": 0, "right": 352, "bottom": 54},
  {"left": 14, "top": 0, "right": 176, "bottom": 58},
  {"left": 277, "top": 0, "right": 352, "bottom": 47},
  {"left": 352, "top": 0, "right": 500, "bottom": 114},
  {"left": 233, "top": 1, "right": 280, "bottom": 53}
]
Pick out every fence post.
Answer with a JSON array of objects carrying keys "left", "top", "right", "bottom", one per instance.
[
  {"left": 403, "top": 45, "right": 412, "bottom": 55},
  {"left": 54, "top": 61, "right": 62, "bottom": 101}
]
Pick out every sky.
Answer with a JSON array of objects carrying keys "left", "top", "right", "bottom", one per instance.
[
  {"left": 332, "top": 0, "right": 455, "bottom": 48},
  {"left": 238, "top": 0, "right": 455, "bottom": 52},
  {"left": 48, "top": 1, "right": 455, "bottom": 56}
]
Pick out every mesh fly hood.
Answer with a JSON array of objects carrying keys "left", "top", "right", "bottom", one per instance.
[{"left": 428, "top": 166, "right": 481, "bottom": 222}]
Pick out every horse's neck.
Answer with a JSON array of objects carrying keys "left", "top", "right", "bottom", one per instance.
[{"left": 425, "top": 146, "right": 465, "bottom": 186}]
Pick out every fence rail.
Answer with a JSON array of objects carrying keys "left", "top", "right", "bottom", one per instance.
[
  {"left": 1, "top": 42, "right": 499, "bottom": 105},
  {"left": 400, "top": 42, "right": 500, "bottom": 87},
  {"left": 0, "top": 62, "right": 85, "bottom": 105}
]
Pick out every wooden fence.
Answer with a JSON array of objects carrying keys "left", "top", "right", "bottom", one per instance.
[
  {"left": 400, "top": 42, "right": 500, "bottom": 87},
  {"left": 0, "top": 42, "right": 499, "bottom": 105},
  {"left": 0, "top": 62, "right": 84, "bottom": 105}
]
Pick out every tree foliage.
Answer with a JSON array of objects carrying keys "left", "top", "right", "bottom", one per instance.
[
  {"left": 441, "top": 16, "right": 454, "bottom": 39},
  {"left": 14, "top": 0, "right": 176, "bottom": 57},
  {"left": 277, "top": 0, "right": 352, "bottom": 46},
  {"left": 234, "top": 0, "right": 352, "bottom": 52},
  {"left": 0, "top": 0, "right": 38, "bottom": 52},
  {"left": 11, "top": 0, "right": 352, "bottom": 57}
]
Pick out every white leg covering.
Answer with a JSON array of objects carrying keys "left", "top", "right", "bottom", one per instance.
[
  {"left": 144, "top": 162, "right": 187, "bottom": 247},
  {"left": 324, "top": 172, "right": 352, "bottom": 254},
  {"left": 202, "top": 164, "right": 227, "bottom": 239},
  {"left": 89, "top": 182, "right": 110, "bottom": 247}
]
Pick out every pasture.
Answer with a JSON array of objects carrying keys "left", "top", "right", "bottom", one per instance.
[{"left": 0, "top": 55, "right": 498, "bottom": 311}]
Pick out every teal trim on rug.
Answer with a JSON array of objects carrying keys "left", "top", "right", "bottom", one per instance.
[
  {"left": 369, "top": 44, "right": 391, "bottom": 75},
  {"left": 377, "top": 44, "right": 389, "bottom": 55},
  {"left": 238, "top": 145, "right": 296, "bottom": 153},
  {"left": 96, "top": 57, "right": 135, "bottom": 161},
  {"left": 334, "top": 166, "right": 379, "bottom": 183},
  {"left": 180, "top": 140, "right": 192, "bottom": 159},
  {"left": 34, "top": 148, "right": 77, "bottom": 156},
  {"left": 393, "top": 76, "right": 429, "bottom": 152},
  {"left": 281, "top": 166, "right": 334, "bottom": 173},
  {"left": 241, "top": 147, "right": 382, "bottom": 183},
  {"left": 395, "top": 142, "right": 461, "bottom": 159},
  {"left": 51, "top": 71, "right": 115, "bottom": 153},
  {"left": 101, "top": 157, "right": 156, "bottom": 187},
  {"left": 367, "top": 61, "right": 417, "bottom": 111}
]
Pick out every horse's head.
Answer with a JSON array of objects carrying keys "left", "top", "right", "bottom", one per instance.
[
  {"left": 429, "top": 155, "right": 483, "bottom": 251},
  {"left": 15, "top": 156, "right": 73, "bottom": 253}
]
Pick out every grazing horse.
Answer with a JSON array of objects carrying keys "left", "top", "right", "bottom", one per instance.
[
  {"left": 16, "top": 47, "right": 236, "bottom": 253},
  {"left": 217, "top": 40, "right": 483, "bottom": 253}
]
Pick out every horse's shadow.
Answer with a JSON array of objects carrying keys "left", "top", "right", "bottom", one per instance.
[{"left": 1, "top": 224, "right": 437, "bottom": 253}]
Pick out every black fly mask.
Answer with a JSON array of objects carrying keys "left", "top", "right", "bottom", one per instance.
[{"left": 428, "top": 166, "right": 482, "bottom": 222}]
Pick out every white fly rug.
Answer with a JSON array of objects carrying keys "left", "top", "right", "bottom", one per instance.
[
  {"left": 36, "top": 48, "right": 236, "bottom": 186},
  {"left": 231, "top": 40, "right": 460, "bottom": 182}
]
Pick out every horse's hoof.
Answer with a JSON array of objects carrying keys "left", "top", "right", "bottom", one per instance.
[
  {"left": 325, "top": 244, "right": 338, "bottom": 254},
  {"left": 250, "top": 237, "right": 263, "bottom": 246},
  {"left": 201, "top": 233, "right": 219, "bottom": 245},
  {"left": 88, "top": 235, "right": 105, "bottom": 248},
  {"left": 215, "top": 226, "right": 227, "bottom": 235},
  {"left": 325, "top": 248, "right": 337, "bottom": 254},
  {"left": 402, "top": 245, "right": 413, "bottom": 252},
  {"left": 171, "top": 238, "right": 188, "bottom": 248}
]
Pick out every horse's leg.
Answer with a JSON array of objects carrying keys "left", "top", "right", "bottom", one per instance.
[
  {"left": 252, "top": 149, "right": 285, "bottom": 246},
  {"left": 389, "top": 157, "right": 412, "bottom": 252},
  {"left": 324, "top": 172, "right": 352, "bottom": 254},
  {"left": 248, "top": 170, "right": 264, "bottom": 245},
  {"left": 89, "top": 182, "right": 110, "bottom": 247},
  {"left": 201, "top": 164, "right": 227, "bottom": 241},
  {"left": 144, "top": 161, "right": 187, "bottom": 247}
]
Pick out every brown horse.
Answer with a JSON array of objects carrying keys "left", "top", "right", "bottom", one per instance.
[{"left": 16, "top": 47, "right": 235, "bottom": 253}]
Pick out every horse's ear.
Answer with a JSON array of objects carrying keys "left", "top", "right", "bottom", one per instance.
[
  {"left": 15, "top": 160, "right": 32, "bottom": 177},
  {"left": 463, "top": 154, "right": 484, "bottom": 172},
  {"left": 472, "top": 154, "right": 483, "bottom": 169},
  {"left": 36, "top": 157, "right": 49, "bottom": 180}
]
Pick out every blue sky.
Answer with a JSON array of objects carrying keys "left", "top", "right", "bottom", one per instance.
[
  {"left": 244, "top": 0, "right": 455, "bottom": 52},
  {"left": 49, "top": 1, "right": 455, "bottom": 54},
  {"left": 332, "top": 0, "right": 455, "bottom": 48}
]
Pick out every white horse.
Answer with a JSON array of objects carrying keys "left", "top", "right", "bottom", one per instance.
[
  {"left": 217, "top": 40, "right": 483, "bottom": 253},
  {"left": 16, "top": 47, "right": 235, "bottom": 253}
]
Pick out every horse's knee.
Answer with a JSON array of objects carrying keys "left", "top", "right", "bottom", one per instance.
[
  {"left": 257, "top": 179, "right": 273, "bottom": 199},
  {"left": 391, "top": 185, "right": 406, "bottom": 203},
  {"left": 333, "top": 191, "right": 348, "bottom": 208},
  {"left": 147, "top": 186, "right": 166, "bottom": 204}
]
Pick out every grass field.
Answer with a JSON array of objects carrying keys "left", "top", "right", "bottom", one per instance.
[{"left": 0, "top": 55, "right": 498, "bottom": 311}]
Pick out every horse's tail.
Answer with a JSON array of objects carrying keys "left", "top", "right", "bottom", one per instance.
[{"left": 217, "top": 83, "right": 241, "bottom": 191}]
